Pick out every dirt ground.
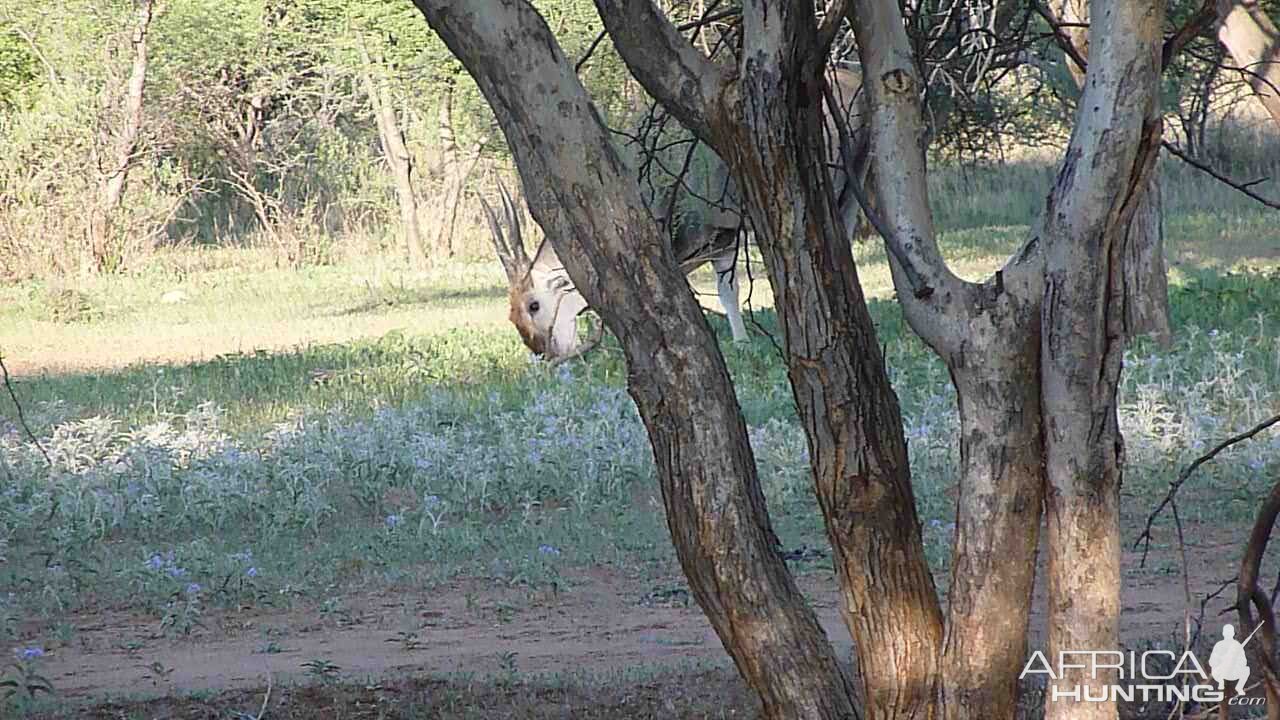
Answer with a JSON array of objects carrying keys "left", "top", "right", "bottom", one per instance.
[{"left": 26, "top": 525, "right": 1259, "bottom": 716}]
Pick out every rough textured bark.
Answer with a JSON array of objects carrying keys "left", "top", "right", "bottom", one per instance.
[
  {"left": 1039, "top": 2, "right": 1165, "bottom": 719},
  {"left": 1216, "top": 0, "right": 1280, "bottom": 127},
  {"left": 601, "top": 1, "right": 949, "bottom": 714},
  {"left": 358, "top": 40, "right": 427, "bottom": 268},
  {"left": 1121, "top": 182, "right": 1171, "bottom": 344},
  {"left": 849, "top": 0, "right": 1047, "bottom": 716},
  {"left": 88, "top": 0, "right": 154, "bottom": 273},
  {"left": 1236, "top": 478, "right": 1280, "bottom": 717},
  {"left": 417, "top": 1, "right": 1169, "bottom": 719},
  {"left": 412, "top": 2, "right": 859, "bottom": 718}
]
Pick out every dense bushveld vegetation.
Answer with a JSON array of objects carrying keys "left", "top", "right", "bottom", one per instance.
[{"left": 2, "top": 0, "right": 1275, "bottom": 279}]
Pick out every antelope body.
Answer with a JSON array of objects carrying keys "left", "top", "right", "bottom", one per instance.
[{"left": 483, "top": 67, "right": 868, "bottom": 360}]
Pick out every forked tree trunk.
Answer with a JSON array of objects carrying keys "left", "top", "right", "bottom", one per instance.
[
  {"left": 358, "top": 40, "right": 427, "bottom": 268},
  {"left": 1216, "top": 0, "right": 1280, "bottom": 127},
  {"left": 849, "top": 6, "right": 1050, "bottom": 719},
  {"left": 88, "top": 0, "right": 154, "bottom": 274},
  {"left": 417, "top": 2, "right": 1169, "bottom": 720}
]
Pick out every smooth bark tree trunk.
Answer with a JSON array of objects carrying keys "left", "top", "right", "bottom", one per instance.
[
  {"left": 358, "top": 40, "right": 427, "bottom": 268},
  {"left": 939, "top": 340, "right": 1045, "bottom": 719},
  {"left": 1048, "top": 0, "right": 1172, "bottom": 346},
  {"left": 89, "top": 0, "right": 154, "bottom": 273},
  {"left": 1216, "top": 0, "right": 1280, "bottom": 127},
  {"left": 1039, "top": 2, "right": 1165, "bottom": 718}
]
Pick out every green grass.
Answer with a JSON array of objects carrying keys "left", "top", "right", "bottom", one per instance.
[{"left": 0, "top": 157, "right": 1277, "bottom": 713}]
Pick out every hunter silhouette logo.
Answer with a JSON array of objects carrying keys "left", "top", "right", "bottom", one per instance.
[
  {"left": 1021, "top": 622, "right": 1264, "bottom": 707},
  {"left": 1209, "top": 624, "right": 1252, "bottom": 697}
]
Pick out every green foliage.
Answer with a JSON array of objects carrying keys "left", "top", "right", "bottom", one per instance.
[{"left": 0, "top": 29, "right": 37, "bottom": 113}]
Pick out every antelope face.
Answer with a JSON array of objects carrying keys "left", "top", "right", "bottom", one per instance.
[
  {"left": 482, "top": 183, "right": 589, "bottom": 359},
  {"left": 506, "top": 260, "right": 588, "bottom": 358}
]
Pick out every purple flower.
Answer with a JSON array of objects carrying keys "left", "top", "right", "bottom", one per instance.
[
  {"left": 246, "top": 567, "right": 259, "bottom": 578},
  {"left": 185, "top": 583, "right": 201, "bottom": 595},
  {"left": 16, "top": 647, "right": 44, "bottom": 660},
  {"left": 167, "top": 566, "right": 188, "bottom": 578},
  {"left": 385, "top": 514, "right": 403, "bottom": 529},
  {"left": 422, "top": 495, "right": 441, "bottom": 510},
  {"left": 146, "top": 554, "right": 165, "bottom": 571},
  {"left": 538, "top": 544, "right": 561, "bottom": 556}
]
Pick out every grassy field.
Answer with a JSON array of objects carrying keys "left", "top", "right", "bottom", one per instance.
[{"left": 0, "top": 156, "right": 1278, "bottom": 718}]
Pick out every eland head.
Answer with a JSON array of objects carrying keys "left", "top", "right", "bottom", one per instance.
[{"left": 480, "top": 183, "right": 589, "bottom": 359}]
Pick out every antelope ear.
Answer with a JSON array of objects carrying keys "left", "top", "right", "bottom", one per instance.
[{"left": 529, "top": 237, "right": 563, "bottom": 275}]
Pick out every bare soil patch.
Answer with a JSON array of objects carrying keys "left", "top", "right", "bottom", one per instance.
[{"left": 22, "top": 526, "right": 1265, "bottom": 717}]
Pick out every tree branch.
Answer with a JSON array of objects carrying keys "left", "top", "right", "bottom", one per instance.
[
  {"left": 1033, "top": 1, "right": 1089, "bottom": 74},
  {"left": 1135, "top": 411, "right": 1280, "bottom": 564},
  {"left": 816, "top": 0, "right": 851, "bottom": 59},
  {"left": 1237, "top": 478, "right": 1280, "bottom": 711},
  {"left": 0, "top": 354, "right": 51, "bottom": 466},
  {"left": 1162, "top": 0, "right": 1217, "bottom": 69},
  {"left": 822, "top": 79, "right": 933, "bottom": 299},
  {"left": 1161, "top": 141, "right": 1280, "bottom": 210},
  {"left": 846, "top": 0, "right": 973, "bottom": 354},
  {"left": 591, "top": 0, "right": 728, "bottom": 144}
]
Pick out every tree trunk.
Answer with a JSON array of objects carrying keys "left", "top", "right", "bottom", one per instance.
[
  {"left": 430, "top": 84, "right": 484, "bottom": 261},
  {"left": 1216, "top": 0, "right": 1280, "bottom": 127},
  {"left": 89, "top": 0, "right": 154, "bottom": 273},
  {"left": 413, "top": 2, "right": 861, "bottom": 717},
  {"left": 1048, "top": 0, "right": 1172, "bottom": 346},
  {"left": 939, "top": 341, "right": 1045, "bottom": 720},
  {"left": 416, "top": 1, "right": 1171, "bottom": 720},
  {"left": 846, "top": 0, "right": 1053, "bottom": 714},
  {"left": 1122, "top": 178, "right": 1171, "bottom": 345},
  {"left": 358, "top": 39, "right": 427, "bottom": 268},
  {"left": 720, "top": 25, "right": 945, "bottom": 720},
  {"left": 1039, "top": 1, "right": 1165, "bottom": 717}
]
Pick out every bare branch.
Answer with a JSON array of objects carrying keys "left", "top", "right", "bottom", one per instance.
[
  {"left": 1033, "top": 1, "right": 1090, "bottom": 75},
  {"left": 5, "top": 24, "right": 60, "bottom": 89},
  {"left": 0, "top": 354, "right": 51, "bottom": 467},
  {"left": 1161, "top": 141, "right": 1280, "bottom": 210},
  {"left": 1136, "top": 411, "right": 1280, "bottom": 564},
  {"left": 816, "top": 0, "right": 851, "bottom": 59}
]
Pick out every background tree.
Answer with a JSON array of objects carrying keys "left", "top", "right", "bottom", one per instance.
[{"left": 87, "top": 0, "right": 155, "bottom": 274}]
